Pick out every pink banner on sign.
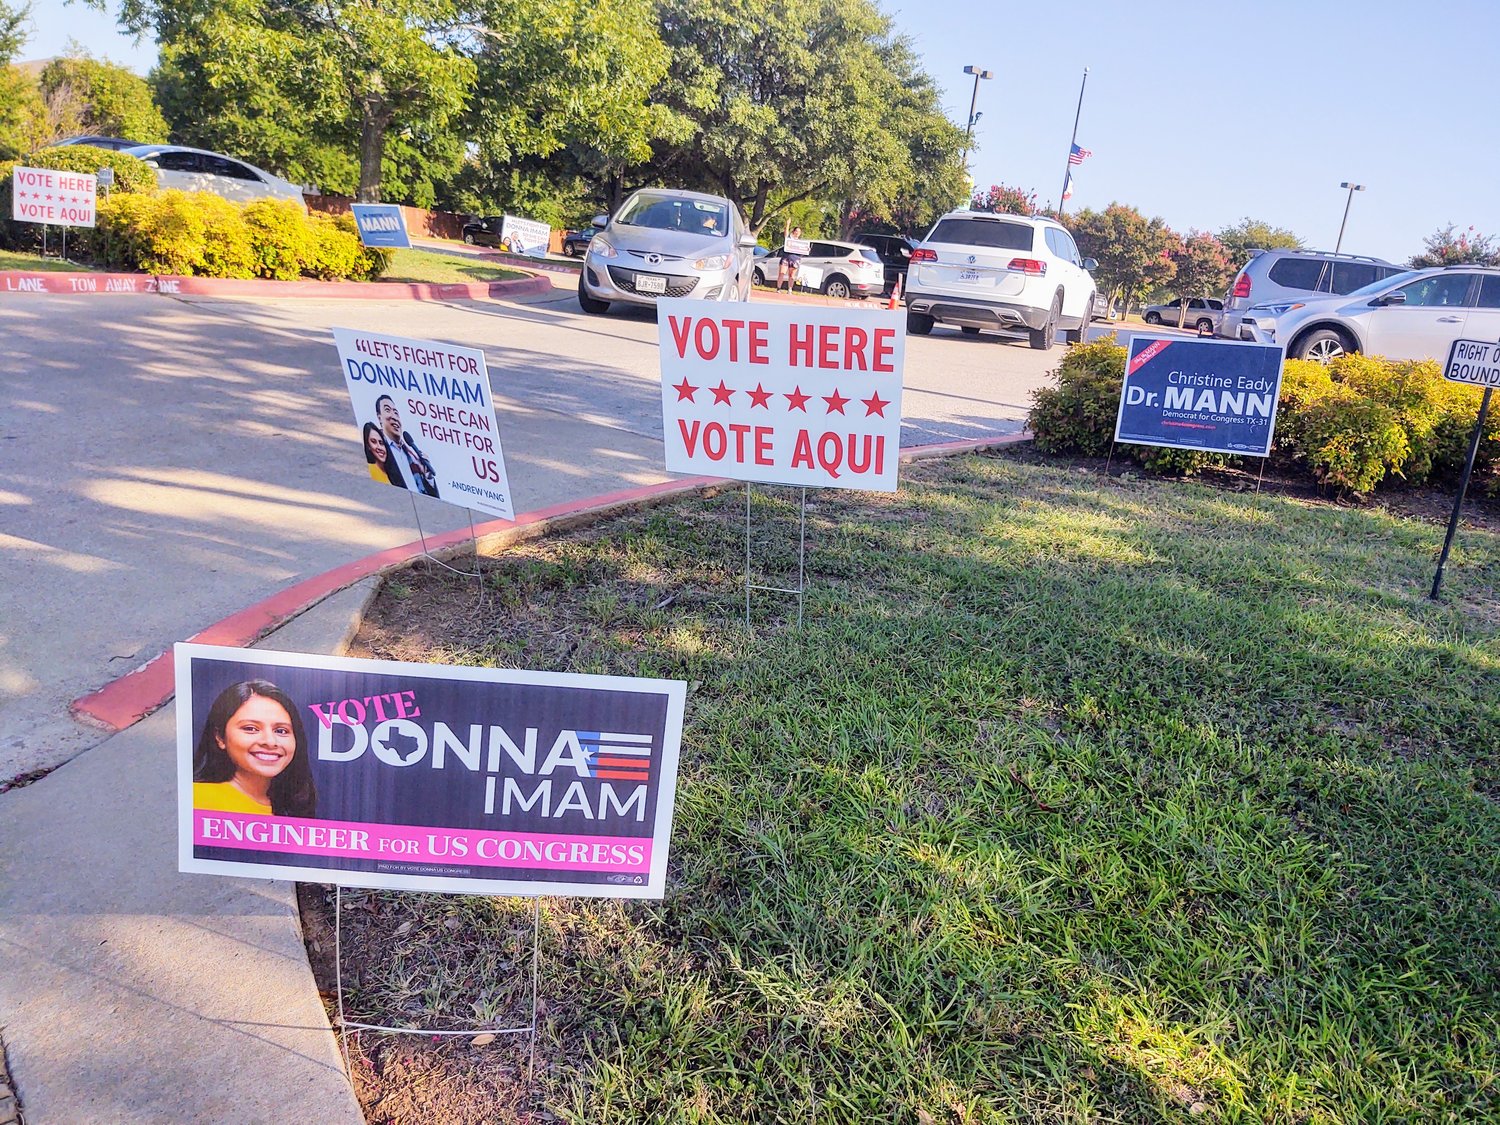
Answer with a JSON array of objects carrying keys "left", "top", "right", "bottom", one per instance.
[
  {"left": 194, "top": 812, "right": 652, "bottom": 873},
  {"left": 1128, "top": 338, "right": 1171, "bottom": 375}
]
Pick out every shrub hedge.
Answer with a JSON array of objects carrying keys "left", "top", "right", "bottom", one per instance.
[
  {"left": 89, "top": 190, "right": 387, "bottom": 281},
  {"left": 1029, "top": 337, "right": 1500, "bottom": 495}
]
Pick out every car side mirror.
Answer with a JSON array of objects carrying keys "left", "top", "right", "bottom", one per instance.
[
  {"left": 1374, "top": 291, "right": 1406, "bottom": 306},
  {"left": 738, "top": 233, "right": 758, "bottom": 248},
  {"left": 591, "top": 214, "right": 608, "bottom": 229},
  {"left": 1082, "top": 257, "right": 1098, "bottom": 271}
]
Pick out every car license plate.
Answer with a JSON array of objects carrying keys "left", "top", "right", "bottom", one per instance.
[
  {"left": 636, "top": 274, "right": 667, "bottom": 294},
  {"left": 958, "top": 269, "right": 981, "bottom": 282}
]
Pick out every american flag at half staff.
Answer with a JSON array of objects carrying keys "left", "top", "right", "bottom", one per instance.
[{"left": 1068, "top": 143, "right": 1092, "bottom": 165}]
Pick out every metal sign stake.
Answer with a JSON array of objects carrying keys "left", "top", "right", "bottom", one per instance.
[
  {"left": 332, "top": 885, "right": 542, "bottom": 1084},
  {"left": 407, "top": 493, "right": 483, "bottom": 582},
  {"left": 743, "top": 484, "right": 808, "bottom": 629},
  {"left": 1431, "top": 385, "right": 1493, "bottom": 600}
]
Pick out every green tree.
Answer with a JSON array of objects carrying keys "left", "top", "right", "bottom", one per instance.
[
  {"left": 1216, "top": 216, "right": 1303, "bottom": 273},
  {"left": 1166, "top": 230, "right": 1232, "bottom": 326},
  {"left": 116, "top": 0, "right": 476, "bottom": 202},
  {"left": 447, "top": 0, "right": 680, "bottom": 219},
  {"left": 39, "top": 54, "right": 169, "bottom": 142},
  {"left": 1069, "top": 203, "right": 1177, "bottom": 315},
  {"left": 1408, "top": 223, "right": 1500, "bottom": 268},
  {"left": 0, "top": 2, "right": 46, "bottom": 161},
  {"left": 828, "top": 34, "right": 965, "bottom": 238},
  {"left": 644, "top": 0, "right": 954, "bottom": 233}
]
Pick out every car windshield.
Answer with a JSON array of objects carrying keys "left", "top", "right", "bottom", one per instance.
[
  {"left": 1348, "top": 270, "right": 1422, "bottom": 298},
  {"left": 617, "top": 195, "right": 728, "bottom": 236},
  {"left": 927, "top": 217, "right": 1033, "bottom": 251}
]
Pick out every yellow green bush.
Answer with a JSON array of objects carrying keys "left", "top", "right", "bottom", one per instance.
[
  {"left": 242, "top": 198, "right": 320, "bottom": 280},
  {"left": 93, "top": 189, "right": 385, "bottom": 281},
  {"left": 1028, "top": 341, "right": 1499, "bottom": 495}
]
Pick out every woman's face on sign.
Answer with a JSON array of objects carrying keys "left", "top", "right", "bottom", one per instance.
[
  {"left": 367, "top": 428, "right": 388, "bottom": 464},
  {"left": 217, "top": 695, "right": 296, "bottom": 783}
]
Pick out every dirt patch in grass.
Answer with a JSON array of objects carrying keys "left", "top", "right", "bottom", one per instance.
[{"left": 304, "top": 451, "right": 1499, "bottom": 1123}]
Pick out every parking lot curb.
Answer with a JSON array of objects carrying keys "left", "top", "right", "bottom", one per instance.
[
  {"left": 70, "top": 433, "right": 1029, "bottom": 734},
  {"left": 0, "top": 269, "right": 552, "bottom": 301}
]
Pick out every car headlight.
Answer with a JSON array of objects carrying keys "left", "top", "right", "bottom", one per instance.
[
  {"left": 589, "top": 236, "right": 617, "bottom": 259},
  {"left": 693, "top": 253, "right": 732, "bottom": 271}
]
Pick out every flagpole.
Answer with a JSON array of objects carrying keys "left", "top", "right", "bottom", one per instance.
[{"left": 1059, "top": 67, "right": 1088, "bottom": 218}]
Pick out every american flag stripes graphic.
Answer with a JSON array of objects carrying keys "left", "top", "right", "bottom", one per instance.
[
  {"left": 580, "top": 731, "right": 654, "bottom": 781},
  {"left": 1068, "top": 144, "right": 1092, "bottom": 165}
]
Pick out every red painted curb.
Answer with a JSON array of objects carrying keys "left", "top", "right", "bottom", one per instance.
[
  {"left": 69, "top": 433, "right": 1028, "bottom": 732},
  {"left": 0, "top": 270, "right": 552, "bottom": 301}
]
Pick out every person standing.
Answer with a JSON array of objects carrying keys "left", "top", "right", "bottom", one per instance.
[{"left": 779, "top": 226, "right": 804, "bottom": 293}]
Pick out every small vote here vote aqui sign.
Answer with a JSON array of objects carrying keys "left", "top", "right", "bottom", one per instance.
[
  {"left": 658, "top": 299, "right": 905, "bottom": 491},
  {"left": 11, "top": 165, "right": 97, "bottom": 228}
]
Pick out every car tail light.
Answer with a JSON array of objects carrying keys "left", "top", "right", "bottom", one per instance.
[
  {"left": 1232, "top": 272, "right": 1251, "bottom": 299},
  {"left": 1008, "top": 258, "right": 1047, "bottom": 275},
  {"left": 910, "top": 248, "right": 937, "bottom": 262}
]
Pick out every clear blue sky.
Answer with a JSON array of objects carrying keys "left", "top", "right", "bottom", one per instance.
[{"left": 21, "top": 0, "right": 1500, "bottom": 264}]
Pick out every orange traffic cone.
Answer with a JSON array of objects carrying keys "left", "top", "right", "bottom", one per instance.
[{"left": 887, "top": 273, "right": 903, "bottom": 310}]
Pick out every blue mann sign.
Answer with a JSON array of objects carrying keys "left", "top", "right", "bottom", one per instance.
[
  {"left": 1114, "top": 336, "right": 1285, "bottom": 458},
  {"left": 350, "top": 203, "right": 412, "bottom": 249}
]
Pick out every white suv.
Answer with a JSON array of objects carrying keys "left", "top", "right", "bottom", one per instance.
[{"left": 904, "top": 210, "right": 1097, "bottom": 348}]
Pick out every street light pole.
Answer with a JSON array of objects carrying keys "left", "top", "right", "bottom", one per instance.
[
  {"left": 960, "top": 65, "right": 993, "bottom": 172},
  {"left": 1334, "top": 182, "right": 1365, "bottom": 255}
]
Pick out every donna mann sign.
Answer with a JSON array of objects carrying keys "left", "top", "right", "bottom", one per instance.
[{"left": 175, "top": 644, "right": 686, "bottom": 899}]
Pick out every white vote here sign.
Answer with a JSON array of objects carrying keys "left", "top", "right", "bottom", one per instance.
[
  {"left": 658, "top": 299, "right": 905, "bottom": 491},
  {"left": 11, "top": 165, "right": 97, "bottom": 228}
]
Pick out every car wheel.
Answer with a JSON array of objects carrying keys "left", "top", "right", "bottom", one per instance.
[
  {"left": 823, "top": 276, "right": 851, "bottom": 300},
  {"left": 907, "top": 309, "right": 934, "bottom": 335},
  {"left": 1029, "top": 296, "right": 1060, "bottom": 350},
  {"left": 753, "top": 267, "right": 768, "bottom": 287},
  {"left": 1063, "top": 293, "right": 1094, "bottom": 343},
  {"left": 1195, "top": 318, "right": 1214, "bottom": 334},
  {"left": 577, "top": 277, "right": 610, "bottom": 315},
  {"left": 563, "top": 243, "right": 576, "bottom": 257},
  {"left": 463, "top": 233, "right": 475, "bottom": 245},
  {"left": 961, "top": 326, "right": 981, "bottom": 336},
  {"left": 1144, "top": 311, "right": 1161, "bottom": 325},
  {"left": 1294, "top": 327, "right": 1353, "bottom": 364}
]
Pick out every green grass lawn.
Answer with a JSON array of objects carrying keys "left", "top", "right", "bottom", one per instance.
[
  {"left": 0, "top": 248, "right": 90, "bottom": 272},
  {"left": 380, "top": 247, "right": 530, "bottom": 285},
  {"left": 339, "top": 453, "right": 1499, "bottom": 1123}
]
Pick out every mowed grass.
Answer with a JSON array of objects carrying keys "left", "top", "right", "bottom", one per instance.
[
  {"left": 380, "top": 247, "right": 530, "bottom": 285},
  {"left": 0, "top": 248, "right": 89, "bottom": 271},
  {"left": 345, "top": 453, "right": 1500, "bottom": 1123}
]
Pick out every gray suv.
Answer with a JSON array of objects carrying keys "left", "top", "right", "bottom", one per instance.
[{"left": 1220, "top": 249, "right": 1404, "bottom": 340}]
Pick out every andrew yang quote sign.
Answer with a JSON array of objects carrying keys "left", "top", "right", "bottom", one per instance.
[
  {"left": 176, "top": 644, "right": 686, "bottom": 899},
  {"left": 659, "top": 300, "right": 905, "bottom": 491}
]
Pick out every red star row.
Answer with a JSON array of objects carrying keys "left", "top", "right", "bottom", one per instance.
[
  {"left": 13, "top": 191, "right": 92, "bottom": 204},
  {"left": 673, "top": 378, "right": 889, "bottom": 417}
]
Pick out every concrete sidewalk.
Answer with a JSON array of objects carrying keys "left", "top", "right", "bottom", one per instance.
[{"left": 0, "top": 582, "right": 376, "bottom": 1124}]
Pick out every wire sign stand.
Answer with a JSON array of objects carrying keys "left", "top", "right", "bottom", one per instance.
[
  {"left": 743, "top": 483, "right": 809, "bottom": 629},
  {"left": 407, "top": 494, "right": 486, "bottom": 591},
  {"left": 332, "top": 886, "right": 542, "bottom": 1081}
]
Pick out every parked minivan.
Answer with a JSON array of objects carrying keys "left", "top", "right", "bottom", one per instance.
[{"left": 1220, "top": 249, "right": 1405, "bottom": 339}]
